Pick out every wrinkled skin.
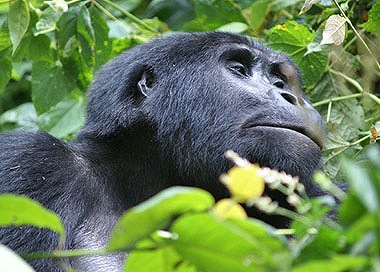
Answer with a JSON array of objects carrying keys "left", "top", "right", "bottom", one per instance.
[{"left": 0, "top": 32, "right": 325, "bottom": 271}]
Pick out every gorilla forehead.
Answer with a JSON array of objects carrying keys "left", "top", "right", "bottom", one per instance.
[{"left": 124, "top": 32, "right": 289, "bottom": 67}]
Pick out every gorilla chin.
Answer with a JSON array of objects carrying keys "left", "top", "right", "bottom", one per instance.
[{"left": 237, "top": 126, "right": 322, "bottom": 182}]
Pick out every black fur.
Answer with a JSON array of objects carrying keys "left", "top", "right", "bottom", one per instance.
[{"left": 0, "top": 32, "right": 325, "bottom": 271}]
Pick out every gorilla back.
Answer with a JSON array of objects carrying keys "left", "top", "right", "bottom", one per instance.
[{"left": 0, "top": 32, "right": 325, "bottom": 271}]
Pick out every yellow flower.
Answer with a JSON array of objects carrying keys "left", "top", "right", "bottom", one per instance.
[
  {"left": 213, "top": 199, "right": 247, "bottom": 220},
  {"left": 223, "top": 165, "right": 265, "bottom": 202}
]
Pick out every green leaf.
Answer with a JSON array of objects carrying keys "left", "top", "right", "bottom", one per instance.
[
  {"left": 0, "top": 58, "right": 12, "bottom": 93},
  {"left": 217, "top": 22, "right": 248, "bottom": 33},
  {"left": 362, "top": 0, "right": 380, "bottom": 34},
  {"left": 291, "top": 255, "right": 367, "bottom": 272},
  {"left": 31, "top": 61, "right": 76, "bottom": 114},
  {"left": 8, "top": 0, "right": 30, "bottom": 54},
  {"left": 89, "top": 6, "right": 111, "bottom": 71},
  {"left": 56, "top": 4, "right": 82, "bottom": 50},
  {"left": 0, "top": 194, "right": 65, "bottom": 236},
  {"left": 125, "top": 245, "right": 196, "bottom": 272},
  {"left": 13, "top": 34, "right": 52, "bottom": 62},
  {"left": 171, "top": 214, "right": 290, "bottom": 272},
  {"left": 77, "top": 6, "right": 95, "bottom": 69},
  {"left": 186, "top": 0, "right": 246, "bottom": 31},
  {"left": 342, "top": 160, "right": 379, "bottom": 213},
  {"left": 108, "top": 187, "right": 214, "bottom": 251},
  {"left": 0, "top": 244, "right": 35, "bottom": 272},
  {"left": 38, "top": 97, "right": 85, "bottom": 138},
  {"left": 248, "top": 0, "right": 271, "bottom": 32},
  {"left": 268, "top": 21, "right": 328, "bottom": 87},
  {"left": 34, "top": 6, "right": 65, "bottom": 35},
  {"left": 0, "top": 22, "right": 12, "bottom": 52},
  {"left": 0, "top": 103, "right": 38, "bottom": 133}
]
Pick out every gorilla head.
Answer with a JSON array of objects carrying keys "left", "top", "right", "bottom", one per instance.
[{"left": 81, "top": 32, "right": 324, "bottom": 207}]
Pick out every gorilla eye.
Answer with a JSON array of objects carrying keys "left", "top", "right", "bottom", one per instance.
[{"left": 228, "top": 61, "right": 249, "bottom": 77}]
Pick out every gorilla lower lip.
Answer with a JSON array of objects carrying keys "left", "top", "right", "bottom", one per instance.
[{"left": 245, "top": 124, "right": 322, "bottom": 148}]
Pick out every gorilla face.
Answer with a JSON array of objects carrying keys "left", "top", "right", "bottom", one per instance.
[
  {"left": 135, "top": 34, "right": 325, "bottom": 189},
  {"left": 84, "top": 31, "right": 325, "bottom": 203}
]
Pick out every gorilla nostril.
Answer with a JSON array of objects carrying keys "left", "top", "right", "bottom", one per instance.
[{"left": 280, "top": 91, "right": 298, "bottom": 105}]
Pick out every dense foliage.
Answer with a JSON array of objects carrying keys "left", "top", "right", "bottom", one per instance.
[{"left": 0, "top": 0, "right": 379, "bottom": 271}]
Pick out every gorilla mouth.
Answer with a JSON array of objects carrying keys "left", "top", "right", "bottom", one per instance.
[{"left": 242, "top": 124, "right": 324, "bottom": 148}]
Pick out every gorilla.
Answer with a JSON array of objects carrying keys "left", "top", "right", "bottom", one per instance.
[{"left": 0, "top": 32, "right": 325, "bottom": 271}]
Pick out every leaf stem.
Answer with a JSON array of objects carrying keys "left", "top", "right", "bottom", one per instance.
[
  {"left": 97, "top": 0, "right": 160, "bottom": 35},
  {"left": 21, "top": 247, "right": 110, "bottom": 260},
  {"left": 313, "top": 93, "right": 362, "bottom": 107}
]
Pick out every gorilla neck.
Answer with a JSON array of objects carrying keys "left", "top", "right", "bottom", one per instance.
[{"left": 75, "top": 126, "right": 170, "bottom": 209}]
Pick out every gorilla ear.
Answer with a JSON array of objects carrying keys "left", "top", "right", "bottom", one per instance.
[{"left": 137, "top": 68, "right": 154, "bottom": 97}]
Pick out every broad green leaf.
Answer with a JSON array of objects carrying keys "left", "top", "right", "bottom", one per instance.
[
  {"left": 342, "top": 160, "right": 379, "bottom": 213},
  {"left": 38, "top": 97, "right": 85, "bottom": 138},
  {"left": 77, "top": 6, "right": 95, "bottom": 69},
  {"left": 0, "top": 58, "right": 11, "bottom": 93},
  {"left": 0, "top": 22, "right": 11, "bottom": 52},
  {"left": 31, "top": 61, "right": 76, "bottom": 114},
  {"left": 321, "top": 15, "right": 346, "bottom": 45},
  {"left": 56, "top": 5, "right": 82, "bottom": 49},
  {"left": 186, "top": 0, "right": 246, "bottom": 31},
  {"left": 248, "top": 0, "right": 271, "bottom": 32},
  {"left": 268, "top": 21, "right": 328, "bottom": 87},
  {"left": 108, "top": 187, "right": 214, "bottom": 251},
  {"left": 89, "top": 6, "right": 111, "bottom": 71},
  {"left": 8, "top": 0, "right": 30, "bottom": 54},
  {"left": 0, "top": 194, "right": 64, "bottom": 236},
  {"left": 171, "top": 214, "right": 290, "bottom": 272},
  {"left": 13, "top": 34, "right": 52, "bottom": 62},
  {"left": 0, "top": 244, "right": 35, "bottom": 272},
  {"left": 291, "top": 255, "right": 367, "bottom": 272},
  {"left": 125, "top": 245, "right": 196, "bottom": 272},
  {"left": 362, "top": 0, "right": 380, "bottom": 34},
  {"left": 0, "top": 103, "right": 38, "bottom": 133}
]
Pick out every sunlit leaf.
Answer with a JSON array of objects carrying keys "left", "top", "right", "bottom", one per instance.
[
  {"left": 268, "top": 21, "right": 328, "bottom": 87},
  {"left": 108, "top": 187, "right": 214, "bottom": 251},
  {"left": 362, "top": 1, "right": 380, "bottom": 34},
  {"left": 292, "top": 255, "right": 367, "bottom": 271},
  {"left": 171, "top": 214, "right": 290, "bottom": 272},
  {"left": 0, "top": 194, "right": 65, "bottom": 236},
  {"left": 125, "top": 245, "right": 196, "bottom": 272},
  {"left": 321, "top": 15, "right": 346, "bottom": 45}
]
